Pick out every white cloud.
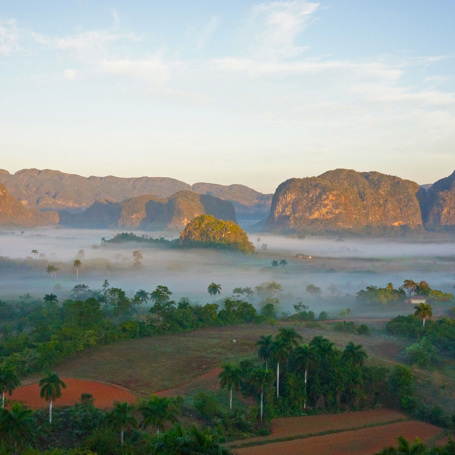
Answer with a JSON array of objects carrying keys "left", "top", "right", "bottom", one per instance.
[
  {"left": 0, "top": 19, "right": 19, "bottom": 56},
  {"left": 98, "top": 58, "right": 170, "bottom": 85},
  {"left": 252, "top": 1, "right": 319, "bottom": 59}
]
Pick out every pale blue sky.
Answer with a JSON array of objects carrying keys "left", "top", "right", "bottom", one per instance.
[{"left": 1, "top": 1, "right": 454, "bottom": 192}]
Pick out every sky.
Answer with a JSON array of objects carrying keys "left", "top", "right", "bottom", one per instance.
[{"left": 1, "top": 0, "right": 454, "bottom": 193}]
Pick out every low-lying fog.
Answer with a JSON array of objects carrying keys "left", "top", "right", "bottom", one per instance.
[{"left": 1, "top": 228, "right": 454, "bottom": 317}]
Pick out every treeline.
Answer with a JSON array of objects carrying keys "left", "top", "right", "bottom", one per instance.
[
  {"left": 218, "top": 329, "right": 410, "bottom": 425},
  {"left": 1, "top": 281, "right": 296, "bottom": 377},
  {"left": 0, "top": 395, "right": 230, "bottom": 455},
  {"left": 356, "top": 279, "right": 453, "bottom": 304},
  {"left": 387, "top": 315, "right": 455, "bottom": 357}
]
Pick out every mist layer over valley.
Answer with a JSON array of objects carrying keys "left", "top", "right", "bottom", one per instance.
[{"left": 2, "top": 227, "right": 454, "bottom": 319}]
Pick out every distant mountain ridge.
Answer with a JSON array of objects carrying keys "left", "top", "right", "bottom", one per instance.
[
  {"left": 0, "top": 169, "right": 272, "bottom": 217},
  {"left": 59, "top": 191, "right": 237, "bottom": 230},
  {"left": 1, "top": 167, "right": 455, "bottom": 235}
]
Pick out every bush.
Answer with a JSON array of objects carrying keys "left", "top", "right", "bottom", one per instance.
[
  {"left": 194, "top": 392, "right": 220, "bottom": 419},
  {"left": 357, "top": 324, "right": 370, "bottom": 335}
]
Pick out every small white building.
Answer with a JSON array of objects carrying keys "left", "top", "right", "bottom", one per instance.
[{"left": 406, "top": 296, "right": 428, "bottom": 305}]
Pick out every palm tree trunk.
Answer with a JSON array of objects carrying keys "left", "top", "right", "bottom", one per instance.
[
  {"left": 304, "top": 368, "right": 308, "bottom": 409},
  {"left": 423, "top": 318, "right": 426, "bottom": 327},
  {"left": 49, "top": 398, "right": 53, "bottom": 423},
  {"left": 120, "top": 430, "right": 124, "bottom": 446},
  {"left": 260, "top": 388, "right": 264, "bottom": 422},
  {"left": 276, "top": 362, "right": 280, "bottom": 398},
  {"left": 229, "top": 387, "right": 233, "bottom": 410}
]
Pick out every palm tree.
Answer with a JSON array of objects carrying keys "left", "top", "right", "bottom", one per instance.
[
  {"left": 256, "top": 335, "right": 273, "bottom": 369},
  {"left": 39, "top": 372, "right": 66, "bottom": 423},
  {"left": 43, "top": 293, "right": 58, "bottom": 304},
  {"left": 46, "top": 264, "right": 58, "bottom": 280},
  {"left": 138, "top": 395, "right": 181, "bottom": 433},
  {"left": 414, "top": 303, "right": 433, "bottom": 327},
  {"left": 73, "top": 259, "right": 81, "bottom": 280},
  {"left": 0, "top": 364, "right": 20, "bottom": 408},
  {"left": 0, "top": 402, "right": 34, "bottom": 455},
  {"left": 219, "top": 363, "right": 242, "bottom": 410},
  {"left": 342, "top": 342, "right": 367, "bottom": 367},
  {"left": 271, "top": 337, "right": 292, "bottom": 398},
  {"left": 107, "top": 401, "right": 137, "bottom": 446},
  {"left": 208, "top": 282, "right": 222, "bottom": 297},
  {"left": 135, "top": 289, "right": 150, "bottom": 305},
  {"left": 243, "top": 287, "right": 254, "bottom": 299},
  {"left": 249, "top": 367, "right": 273, "bottom": 422},
  {"left": 293, "top": 344, "right": 312, "bottom": 409},
  {"left": 276, "top": 327, "right": 302, "bottom": 349},
  {"left": 31, "top": 249, "right": 38, "bottom": 257}
]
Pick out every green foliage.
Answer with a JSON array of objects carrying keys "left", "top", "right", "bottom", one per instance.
[
  {"left": 388, "top": 365, "right": 415, "bottom": 411},
  {"left": 193, "top": 392, "right": 220, "bottom": 419},
  {"left": 179, "top": 215, "right": 255, "bottom": 253},
  {"left": 406, "top": 337, "right": 438, "bottom": 367},
  {"left": 356, "top": 283, "right": 405, "bottom": 304}
]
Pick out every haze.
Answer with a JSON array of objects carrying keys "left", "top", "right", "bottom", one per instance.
[{"left": 2, "top": 228, "right": 454, "bottom": 319}]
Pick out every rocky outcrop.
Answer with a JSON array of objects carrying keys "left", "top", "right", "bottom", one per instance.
[
  {"left": 424, "top": 170, "right": 455, "bottom": 230},
  {"left": 265, "top": 169, "right": 423, "bottom": 235},
  {"left": 179, "top": 215, "right": 255, "bottom": 253},
  {"left": 60, "top": 191, "right": 236, "bottom": 231},
  {"left": 0, "top": 183, "right": 58, "bottom": 227}
]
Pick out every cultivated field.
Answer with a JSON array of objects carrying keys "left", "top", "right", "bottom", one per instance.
[
  {"left": 232, "top": 418, "right": 444, "bottom": 455},
  {"left": 10, "top": 377, "right": 136, "bottom": 409}
]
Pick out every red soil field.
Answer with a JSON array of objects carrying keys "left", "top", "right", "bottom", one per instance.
[
  {"left": 230, "top": 409, "right": 407, "bottom": 447},
  {"left": 10, "top": 378, "right": 137, "bottom": 409},
  {"left": 234, "top": 421, "right": 443, "bottom": 455}
]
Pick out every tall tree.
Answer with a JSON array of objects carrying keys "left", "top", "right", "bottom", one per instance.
[
  {"left": 107, "top": 401, "right": 137, "bottom": 446},
  {"left": 39, "top": 372, "right": 66, "bottom": 423},
  {"left": 0, "top": 364, "right": 20, "bottom": 408},
  {"left": 249, "top": 367, "right": 273, "bottom": 422},
  {"left": 414, "top": 303, "right": 433, "bottom": 327},
  {"left": 219, "top": 363, "right": 242, "bottom": 410},
  {"left": 342, "top": 342, "right": 367, "bottom": 367},
  {"left": 43, "top": 293, "right": 58, "bottom": 304},
  {"left": 208, "top": 283, "right": 222, "bottom": 297},
  {"left": 135, "top": 289, "right": 150, "bottom": 305},
  {"left": 256, "top": 335, "right": 273, "bottom": 370},
  {"left": 0, "top": 402, "right": 34, "bottom": 455},
  {"left": 293, "top": 344, "right": 312, "bottom": 409},
  {"left": 46, "top": 265, "right": 58, "bottom": 280},
  {"left": 73, "top": 259, "right": 81, "bottom": 280},
  {"left": 403, "top": 279, "right": 418, "bottom": 296},
  {"left": 271, "top": 337, "right": 292, "bottom": 398}
]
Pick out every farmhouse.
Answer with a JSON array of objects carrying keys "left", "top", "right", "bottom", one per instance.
[{"left": 406, "top": 295, "right": 428, "bottom": 305}]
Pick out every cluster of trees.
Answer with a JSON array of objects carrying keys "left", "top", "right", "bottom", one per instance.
[
  {"left": 357, "top": 280, "right": 453, "bottom": 304},
  {"left": 217, "top": 329, "right": 398, "bottom": 426},
  {"left": 387, "top": 312, "right": 455, "bottom": 357},
  {"left": 271, "top": 259, "right": 287, "bottom": 267},
  {"left": 375, "top": 436, "right": 455, "bottom": 455},
  {"left": 0, "top": 282, "right": 269, "bottom": 377},
  {"left": 0, "top": 392, "right": 229, "bottom": 454}
]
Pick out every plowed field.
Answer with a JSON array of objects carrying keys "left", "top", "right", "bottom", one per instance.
[{"left": 10, "top": 377, "right": 136, "bottom": 409}]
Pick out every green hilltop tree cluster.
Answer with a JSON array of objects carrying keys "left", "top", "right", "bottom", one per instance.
[{"left": 357, "top": 280, "right": 453, "bottom": 304}]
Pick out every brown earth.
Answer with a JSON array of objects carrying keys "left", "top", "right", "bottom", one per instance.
[
  {"left": 10, "top": 377, "right": 137, "bottom": 409},
  {"left": 233, "top": 420, "right": 443, "bottom": 455}
]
